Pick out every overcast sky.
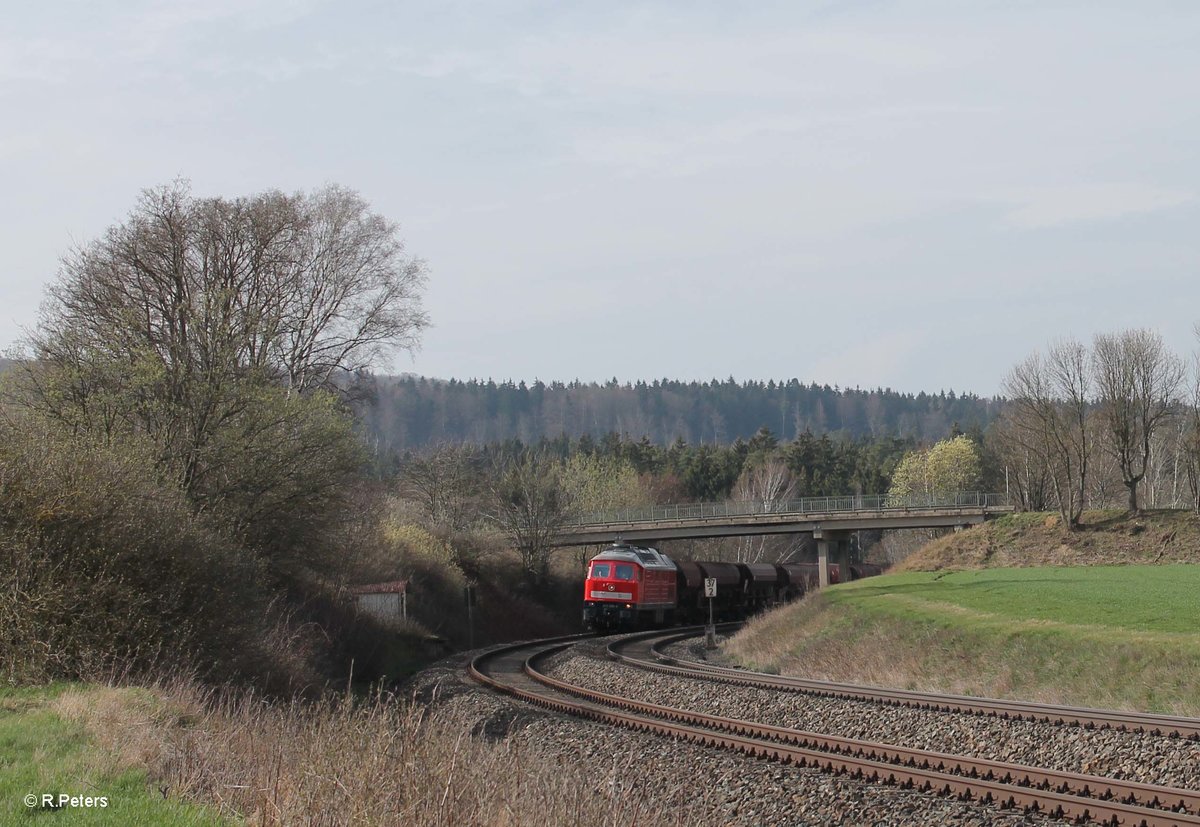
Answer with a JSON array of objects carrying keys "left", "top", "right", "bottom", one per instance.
[{"left": 2, "top": 1, "right": 1197, "bottom": 396}]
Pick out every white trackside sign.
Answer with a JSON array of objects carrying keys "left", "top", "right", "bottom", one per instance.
[{"left": 704, "top": 577, "right": 717, "bottom": 598}]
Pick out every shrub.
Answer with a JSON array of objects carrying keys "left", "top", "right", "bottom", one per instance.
[{"left": 0, "top": 416, "right": 277, "bottom": 686}]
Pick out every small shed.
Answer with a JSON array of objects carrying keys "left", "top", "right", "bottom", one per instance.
[{"left": 351, "top": 580, "right": 408, "bottom": 627}]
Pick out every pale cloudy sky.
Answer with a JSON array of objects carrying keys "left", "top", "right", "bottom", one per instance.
[{"left": 2, "top": 1, "right": 1197, "bottom": 395}]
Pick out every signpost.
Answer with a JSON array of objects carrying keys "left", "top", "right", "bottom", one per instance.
[
  {"left": 464, "top": 583, "right": 476, "bottom": 650},
  {"left": 704, "top": 577, "right": 717, "bottom": 649}
]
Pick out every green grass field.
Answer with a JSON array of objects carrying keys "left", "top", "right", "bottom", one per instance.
[
  {"left": 0, "top": 685, "right": 226, "bottom": 826},
  {"left": 727, "top": 564, "right": 1200, "bottom": 714},
  {"left": 832, "top": 565, "right": 1200, "bottom": 636}
]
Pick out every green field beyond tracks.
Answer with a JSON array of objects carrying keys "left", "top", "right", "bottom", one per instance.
[
  {"left": 833, "top": 565, "right": 1200, "bottom": 635},
  {"left": 727, "top": 565, "right": 1200, "bottom": 715}
]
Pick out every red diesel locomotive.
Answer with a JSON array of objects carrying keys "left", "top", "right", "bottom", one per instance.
[
  {"left": 582, "top": 542, "right": 882, "bottom": 631},
  {"left": 583, "top": 544, "right": 679, "bottom": 629}
]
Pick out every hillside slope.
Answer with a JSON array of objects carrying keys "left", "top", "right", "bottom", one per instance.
[
  {"left": 724, "top": 510, "right": 1200, "bottom": 715},
  {"left": 896, "top": 509, "right": 1200, "bottom": 571}
]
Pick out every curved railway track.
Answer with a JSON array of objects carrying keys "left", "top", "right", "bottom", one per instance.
[
  {"left": 470, "top": 629, "right": 1200, "bottom": 827},
  {"left": 612, "top": 626, "right": 1200, "bottom": 739}
]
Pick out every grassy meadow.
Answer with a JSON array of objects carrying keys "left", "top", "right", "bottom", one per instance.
[
  {"left": 0, "top": 685, "right": 225, "bottom": 826},
  {"left": 726, "top": 564, "right": 1200, "bottom": 715}
]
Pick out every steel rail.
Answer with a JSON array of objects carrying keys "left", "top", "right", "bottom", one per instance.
[
  {"left": 533, "top": 644, "right": 1200, "bottom": 816},
  {"left": 470, "top": 634, "right": 1200, "bottom": 827},
  {"left": 606, "top": 629, "right": 1200, "bottom": 740}
]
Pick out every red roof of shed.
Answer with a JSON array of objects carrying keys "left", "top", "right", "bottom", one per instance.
[{"left": 350, "top": 580, "right": 408, "bottom": 595}]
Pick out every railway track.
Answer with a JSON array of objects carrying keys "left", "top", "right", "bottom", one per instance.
[
  {"left": 610, "top": 626, "right": 1200, "bottom": 739},
  {"left": 470, "top": 630, "right": 1200, "bottom": 827}
]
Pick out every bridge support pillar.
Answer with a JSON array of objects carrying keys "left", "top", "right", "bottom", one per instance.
[
  {"left": 817, "top": 536, "right": 830, "bottom": 588},
  {"left": 816, "top": 529, "right": 849, "bottom": 588}
]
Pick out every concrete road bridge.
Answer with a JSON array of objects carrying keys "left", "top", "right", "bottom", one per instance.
[{"left": 553, "top": 492, "right": 1013, "bottom": 587}]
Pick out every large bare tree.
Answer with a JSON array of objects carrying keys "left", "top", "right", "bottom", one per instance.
[
  {"left": 37, "top": 181, "right": 426, "bottom": 393},
  {"left": 1092, "top": 329, "right": 1184, "bottom": 513},
  {"left": 1001, "top": 339, "right": 1091, "bottom": 530},
  {"left": 22, "top": 181, "right": 427, "bottom": 494},
  {"left": 15, "top": 182, "right": 427, "bottom": 565}
]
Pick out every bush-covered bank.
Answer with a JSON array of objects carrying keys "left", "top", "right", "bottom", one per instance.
[
  {"left": 0, "top": 410, "right": 584, "bottom": 690},
  {"left": 0, "top": 418, "right": 279, "bottom": 688},
  {"left": 726, "top": 565, "right": 1200, "bottom": 715}
]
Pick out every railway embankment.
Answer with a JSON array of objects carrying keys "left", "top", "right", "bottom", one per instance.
[
  {"left": 725, "top": 510, "right": 1200, "bottom": 716},
  {"left": 898, "top": 508, "right": 1200, "bottom": 571}
]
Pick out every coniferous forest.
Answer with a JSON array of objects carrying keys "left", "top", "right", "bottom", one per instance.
[{"left": 358, "top": 375, "right": 1001, "bottom": 453}]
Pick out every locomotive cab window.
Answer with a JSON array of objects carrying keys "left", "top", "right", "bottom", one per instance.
[
  {"left": 614, "top": 564, "right": 634, "bottom": 580},
  {"left": 591, "top": 563, "right": 611, "bottom": 578}
]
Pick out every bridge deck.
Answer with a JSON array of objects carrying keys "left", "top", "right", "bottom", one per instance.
[{"left": 552, "top": 493, "right": 1012, "bottom": 547}]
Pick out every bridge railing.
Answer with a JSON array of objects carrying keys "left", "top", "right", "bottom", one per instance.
[{"left": 562, "top": 491, "right": 1010, "bottom": 528}]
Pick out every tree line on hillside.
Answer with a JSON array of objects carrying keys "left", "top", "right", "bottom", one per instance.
[
  {"left": 388, "top": 329, "right": 1200, "bottom": 575},
  {"left": 357, "top": 375, "right": 1001, "bottom": 451},
  {"left": 405, "top": 427, "right": 934, "bottom": 503},
  {"left": 995, "top": 328, "right": 1200, "bottom": 529},
  {"left": 390, "top": 425, "right": 994, "bottom": 578}
]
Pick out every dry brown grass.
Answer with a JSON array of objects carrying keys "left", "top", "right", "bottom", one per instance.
[
  {"left": 725, "top": 595, "right": 1021, "bottom": 699},
  {"left": 725, "top": 586, "right": 1200, "bottom": 715},
  {"left": 50, "top": 678, "right": 678, "bottom": 827},
  {"left": 896, "top": 509, "right": 1200, "bottom": 572},
  {"left": 724, "top": 595, "right": 932, "bottom": 686}
]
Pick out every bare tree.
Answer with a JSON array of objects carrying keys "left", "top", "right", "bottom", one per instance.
[
  {"left": 1182, "top": 326, "right": 1200, "bottom": 513},
  {"left": 21, "top": 181, "right": 427, "bottom": 499},
  {"left": 989, "top": 415, "right": 1050, "bottom": 511},
  {"left": 729, "top": 459, "right": 803, "bottom": 563},
  {"left": 36, "top": 182, "right": 426, "bottom": 392},
  {"left": 1092, "top": 329, "right": 1184, "bottom": 513},
  {"left": 1002, "top": 339, "right": 1091, "bottom": 530},
  {"left": 486, "top": 453, "right": 570, "bottom": 585},
  {"left": 398, "top": 443, "right": 482, "bottom": 531},
  {"left": 7, "top": 181, "right": 428, "bottom": 577}
]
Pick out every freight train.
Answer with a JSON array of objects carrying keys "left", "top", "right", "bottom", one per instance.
[{"left": 582, "top": 543, "right": 883, "bottom": 631}]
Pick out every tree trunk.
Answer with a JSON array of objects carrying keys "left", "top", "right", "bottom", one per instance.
[{"left": 1127, "top": 480, "right": 1139, "bottom": 513}]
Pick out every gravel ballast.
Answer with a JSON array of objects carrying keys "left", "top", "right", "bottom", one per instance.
[
  {"left": 547, "top": 646, "right": 1200, "bottom": 792},
  {"left": 414, "top": 651, "right": 1066, "bottom": 826}
]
